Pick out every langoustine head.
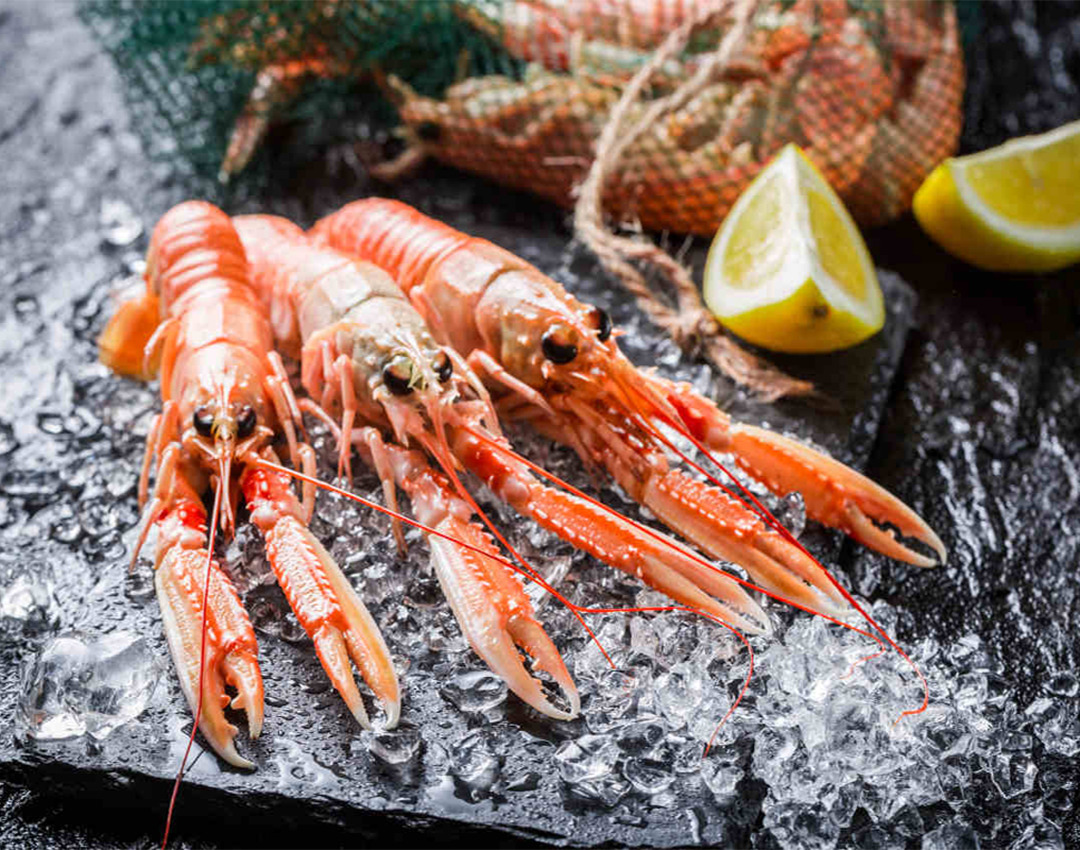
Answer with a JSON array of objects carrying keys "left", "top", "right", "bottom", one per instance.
[
  {"left": 146, "top": 200, "right": 278, "bottom": 534},
  {"left": 302, "top": 278, "right": 501, "bottom": 478},
  {"left": 469, "top": 268, "right": 673, "bottom": 434},
  {"left": 473, "top": 268, "right": 617, "bottom": 392}
]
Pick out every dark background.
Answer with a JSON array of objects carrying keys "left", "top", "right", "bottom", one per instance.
[{"left": 2, "top": 1, "right": 1080, "bottom": 848}]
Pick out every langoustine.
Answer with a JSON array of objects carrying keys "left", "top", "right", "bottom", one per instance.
[
  {"left": 97, "top": 201, "right": 400, "bottom": 767},
  {"left": 311, "top": 198, "right": 946, "bottom": 619}
]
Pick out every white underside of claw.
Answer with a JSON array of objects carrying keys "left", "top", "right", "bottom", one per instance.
[
  {"left": 267, "top": 516, "right": 401, "bottom": 730},
  {"left": 155, "top": 550, "right": 257, "bottom": 769},
  {"left": 429, "top": 527, "right": 579, "bottom": 720}
]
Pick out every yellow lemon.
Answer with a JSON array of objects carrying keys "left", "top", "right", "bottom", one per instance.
[
  {"left": 913, "top": 119, "right": 1080, "bottom": 272},
  {"left": 703, "top": 144, "right": 884, "bottom": 354}
]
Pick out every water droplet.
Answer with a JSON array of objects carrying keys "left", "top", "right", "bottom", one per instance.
[{"left": 99, "top": 198, "right": 143, "bottom": 248}]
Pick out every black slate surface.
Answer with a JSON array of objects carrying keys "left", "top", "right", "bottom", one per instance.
[{"left": 2, "top": 1, "right": 1080, "bottom": 849}]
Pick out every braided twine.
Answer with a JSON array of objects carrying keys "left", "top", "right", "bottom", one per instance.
[{"left": 572, "top": 0, "right": 814, "bottom": 401}]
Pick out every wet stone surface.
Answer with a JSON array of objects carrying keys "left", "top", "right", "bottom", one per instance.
[{"left": 2, "top": 1, "right": 1080, "bottom": 849}]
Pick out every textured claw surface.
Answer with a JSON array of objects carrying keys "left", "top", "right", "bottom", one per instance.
[
  {"left": 645, "top": 468, "right": 850, "bottom": 619},
  {"left": 730, "top": 424, "right": 947, "bottom": 567},
  {"left": 243, "top": 465, "right": 400, "bottom": 728},
  {"left": 432, "top": 514, "right": 579, "bottom": 720},
  {"left": 265, "top": 514, "right": 401, "bottom": 729},
  {"left": 155, "top": 546, "right": 263, "bottom": 769}
]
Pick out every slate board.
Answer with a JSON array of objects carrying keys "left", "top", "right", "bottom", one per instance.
[
  {"left": 0, "top": 247, "right": 913, "bottom": 850},
  {"left": 3, "top": 2, "right": 1080, "bottom": 849},
  {"left": 0, "top": 3, "right": 920, "bottom": 848}
]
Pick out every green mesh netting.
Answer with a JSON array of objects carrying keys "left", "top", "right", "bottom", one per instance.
[
  {"left": 79, "top": 0, "right": 525, "bottom": 199},
  {"left": 80, "top": 1, "right": 973, "bottom": 232}
]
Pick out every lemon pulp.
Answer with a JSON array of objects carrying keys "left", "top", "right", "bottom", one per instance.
[
  {"left": 913, "top": 119, "right": 1080, "bottom": 272},
  {"left": 704, "top": 144, "right": 883, "bottom": 354}
]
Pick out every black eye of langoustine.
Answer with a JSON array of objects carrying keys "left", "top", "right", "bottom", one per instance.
[
  {"left": 237, "top": 405, "right": 256, "bottom": 439},
  {"left": 541, "top": 326, "right": 577, "bottom": 364},
  {"left": 433, "top": 351, "right": 452, "bottom": 383},
  {"left": 590, "top": 306, "right": 612, "bottom": 342},
  {"left": 383, "top": 355, "right": 415, "bottom": 396},
  {"left": 193, "top": 406, "right": 214, "bottom": 438}
]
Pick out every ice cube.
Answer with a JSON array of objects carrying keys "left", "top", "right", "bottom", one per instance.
[
  {"left": 773, "top": 492, "right": 806, "bottom": 539},
  {"left": 852, "top": 824, "right": 904, "bottom": 850},
  {"left": 921, "top": 819, "right": 980, "bottom": 850},
  {"left": 987, "top": 751, "right": 1037, "bottom": 799},
  {"left": 1026, "top": 698, "right": 1080, "bottom": 757},
  {"left": 439, "top": 670, "right": 508, "bottom": 713},
  {"left": 701, "top": 758, "right": 741, "bottom": 801},
  {"left": 450, "top": 729, "right": 500, "bottom": 789},
  {"left": 554, "top": 734, "right": 619, "bottom": 784},
  {"left": 0, "top": 555, "right": 61, "bottom": 641},
  {"left": 654, "top": 661, "right": 706, "bottom": 728},
  {"left": 19, "top": 630, "right": 160, "bottom": 740},
  {"left": 361, "top": 728, "right": 422, "bottom": 765},
  {"left": 623, "top": 756, "right": 675, "bottom": 795},
  {"left": 763, "top": 800, "right": 841, "bottom": 850},
  {"left": 567, "top": 773, "right": 630, "bottom": 807},
  {"left": 1047, "top": 672, "right": 1079, "bottom": 698}
]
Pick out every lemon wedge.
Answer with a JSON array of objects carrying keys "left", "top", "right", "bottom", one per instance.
[
  {"left": 913, "top": 120, "right": 1080, "bottom": 272},
  {"left": 703, "top": 144, "right": 884, "bottom": 354}
]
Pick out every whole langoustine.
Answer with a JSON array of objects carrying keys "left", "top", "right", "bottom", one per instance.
[
  {"left": 311, "top": 198, "right": 947, "bottom": 625},
  {"left": 97, "top": 201, "right": 400, "bottom": 768},
  {"left": 233, "top": 213, "right": 774, "bottom": 714}
]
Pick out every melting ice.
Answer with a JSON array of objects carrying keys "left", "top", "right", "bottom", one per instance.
[{"left": 0, "top": 555, "right": 61, "bottom": 641}]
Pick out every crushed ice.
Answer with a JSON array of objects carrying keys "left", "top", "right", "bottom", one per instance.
[{"left": 543, "top": 597, "right": 1068, "bottom": 848}]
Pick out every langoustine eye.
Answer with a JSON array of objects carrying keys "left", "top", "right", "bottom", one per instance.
[
  {"left": 237, "top": 405, "right": 256, "bottom": 438},
  {"left": 433, "top": 351, "right": 452, "bottom": 383},
  {"left": 383, "top": 354, "right": 415, "bottom": 396},
  {"left": 589, "top": 306, "right": 612, "bottom": 342},
  {"left": 193, "top": 405, "right": 214, "bottom": 437},
  {"left": 541, "top": 325, "right": 577, "bottom": 364}
]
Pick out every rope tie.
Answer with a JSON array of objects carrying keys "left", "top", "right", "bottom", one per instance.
[{"left": 572, "top": 0, "right": 814, "bottom": 402}]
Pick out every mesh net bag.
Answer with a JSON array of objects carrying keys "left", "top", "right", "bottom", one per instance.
[
  {"left": 80, "top": 0, "right": 969, "bottom": 396},
  {"left": 81, "top": 0, "right": 966, "bottom": 230}
]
